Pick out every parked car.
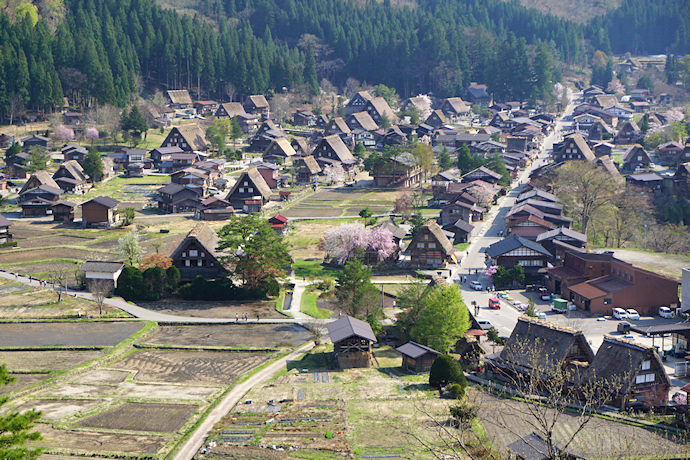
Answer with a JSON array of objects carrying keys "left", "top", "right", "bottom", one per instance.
[
  {"left": 626, "top": 309, "right": 640, "bottom": 320},
  {"left": 659, "top": 306, "right": 674, "bottom": 319},
  {"left": 617, "top": 321, "right": 631, "bottom": 333},
  {"left": 477, "top": 319, "right": 493, "bottom": 330},
  {"left": 470, "top": 281, "right": 482, "bottom": 291},
  {"left": 488, "top": 298, "right": 501, "bottom": 310},
  {"left": 612, "top": 307, "right": 628, "bottom": 320}
]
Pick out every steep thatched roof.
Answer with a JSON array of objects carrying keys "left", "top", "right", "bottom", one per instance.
[
  {"left": 167, "top": 90, "right": 192, "bottom": 105},
  {"left": 226, "top": 167, "right": 272, "bottom": 201},
  {"left": 173, "top": 125, "right": 208, "bottom": 151},
  {"left": 170, "top": 222, "right": 224, "bottom": 263},
  {"left": 298, "top": 155, "right": 321, "bottom": 174},
  {"left": 407, "top": 220, "right": 454, "bottom": 255}
]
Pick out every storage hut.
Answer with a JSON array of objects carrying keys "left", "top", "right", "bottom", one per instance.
[
  {"left": 327, "top": 316, "right": 377, "bottom": 369},
  {"left": 396, "top": 342, "right": 441, "bottom": 373}
]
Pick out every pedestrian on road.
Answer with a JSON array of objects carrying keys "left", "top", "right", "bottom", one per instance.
[
  {"left": 257, "top": 313, "right": 260, "bottom": 322},
  {"left": 236, "top": 314, "right": 239, "bottom": 322}
]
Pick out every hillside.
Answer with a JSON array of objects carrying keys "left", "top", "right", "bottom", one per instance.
[{"left": 516, "top": 0, "right": 623, "bottom": 24}]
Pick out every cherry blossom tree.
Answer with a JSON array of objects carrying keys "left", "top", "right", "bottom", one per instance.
[
  {"left": 86, "top": 127, "right": 99, "bottom": 145},
  {"left": 393, "top": 191, "right": 414, "bottom": 218},
  {"left": 323, "top": 163, "right": 346, "bottom": 184},
  {"left": 606, "top": 78, "right": 625, "bottom": 95},
  {"left": 54, "top": 124, "right": 75, "bottom": 143},
  {"left": 319, "top": 223, "right": 396, "bottom": 264}
]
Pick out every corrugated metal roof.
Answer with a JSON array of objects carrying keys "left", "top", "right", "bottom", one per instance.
[
  {"left": 396, "top": 341, "right": 441, "bottom": 359},
  {"left": 327, "top": 316, "right": 377, "bottom": 344}
]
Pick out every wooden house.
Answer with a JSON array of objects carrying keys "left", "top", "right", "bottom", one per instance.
[
  {"left": 224, "top": 167, "right": 272, "bottom": 213},
  {"left": 18, "top": 179, "right": 62, "bottom": 216},
  {"left": 53, "top": 160, "right": 87, "bottom": 192},
  {"left": 294, "top": 155, "right": 321, "bottom": 185},
  {"left": 171, "top": 222, "right": 227, "bottom": 280},
  {"left": 346, "top": 111, "right": 379, "bottom": 132},
  {"left": 621, "top": 144, "right": 652, "bottom": 172},
  {"left": 587, "top": 120, "right": 614, "bottom": 141},
  {"left": 371, "top": 152, "right": 421, "bottom": 188},
  {"left": 80, "top": 196, "right": 120, "bottom": 228},
  {"left": 442, "top": 218, "right": 476, "bottom": 244},
  {"left": 171, "top": 167, "right": 211, "bottom": 195},
  {"left": 489, "top": 316, "right": 595, "bottom": 384},
  {"left": 425, "top": 110, "right": 447, "bottom": 129},
  {"left": 615, "top": 120, "right": 642, "bottom": 145},
  {"left": 215, "top": 102, "right": 247, "bottom": 119},
  {"left": 254, "top": 162, "right": 281, "bottom": 189},
  {"left": 149, "top": 146, "right": 185, "bottom": 168},
  {"left": 62, "top": 144, "right": 88, "bottom": 163},
  {"left": 290, "top": 138, "right": 310, "bottom": 157},
  {"left": 554, "top": 134, "right": 595, "bottom": 162},
  {"left": 0, "top": 133, "right": 14, "bottom": 148},
  {"left": 462, "top": 166, "right": 503, "bottom": 184},
  {"left": 596, "top": 155, "right": 625, "bottom": 185},
  {"left": 486, "top": 235, "right": 551, "bottom": 284},
  {"left": 535, "top": 227, "right": 587, "bottom": 264},
  {"left": 400, "top": 96, "right": 432, "bottom": 119},
  {"left": 80, "top": 261, "right": 124, "bottom": 293},
  {"left": 194, "top": 196, "right": 234, "bottom": 221},
  {"left": 160, "top": 125, "right": 208, "bottom": 152},
  {"left": 235, "top": 113, "right": 260, "bottom": 134},
  {"left": 3, "top": 153, "right": 30, "bottom": 178},
  {"left": 19, "top": 171, "right": 60, "bottom": 196},
  {"left": 263, "top": 138, "right": 297, "bottom": 164},
  {"left": 440, "top": 97, "right": 470, "bottom": 120},
  {"left": 166, "top": 90, "right": 192, "bottom": 109},
  {"left": 293, "top": 109, "right": 315, "bottom": 126},
  {"left": 312, "top": 135, "right": 357, "bottom": 172},
  {"left": 626, "top": 172, "right": 663, "bottom": 192},
  {"left": 593, "top": 142, "right": 614, "bottom": 158},
  {"left": 0, "top": 214, "right": 13, "bottom": 244},
  {"left": 315, "top": 114, "right": 330, "bottom": 129},
  {"left": 268, "top": 214, "right": 289, "bottom": 236},
  {"left": 51, "top": 200, "right": 76, "bottom": 222},
  {"left": 345, "top": 91, "right": 373, "bottom": 116},
  {"left": 155, "top": 183, "right": 201, "bottom": 213},
  {"left": 327, "top": 316, "right": 377, "bottom": 369},
  {"left": 587, "top": 336, "right": 671, "bottom": 410},
  {"left": 407, "top": 220, "right": 456, "bottom": 269},
  {"left": 397, "top": 342, "right": 441, "bottom": 373},
  {"left": 364, "top": 97, "right": 398, "bottom": 125},
  {"left": 657, "top": 141, "right": 684, "bottom": 164},
  {"left": 243, "top": 95, "right": 270, "bottom": 116},
  {"left": 21, "top": 134, "right": 49, "bottom": 151},
  {"left": 193, "top": 100, "right": 218, "bottom": 114},
  {"left": 324, "top": 117, "right": 351, "bottom": 138},
  {"left": 461, "top": 84, "right": 491, "bottom": 106},
  {"left": 673, "top": 162, "right": 690, "bottom": 196}
]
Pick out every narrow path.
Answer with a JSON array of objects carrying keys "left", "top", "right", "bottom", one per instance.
[
  {"left": 285, "top": 278, "right": 314, "bottom": 320},
  {"left": 173, "top": 341, "right": 315, "bottom": 460}
]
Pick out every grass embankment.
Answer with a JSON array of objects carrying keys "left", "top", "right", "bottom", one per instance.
[{"left": 300, "top": 292, "right": 332, "bottom": 319}]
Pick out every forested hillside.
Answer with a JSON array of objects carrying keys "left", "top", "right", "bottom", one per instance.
[{"left": 0, "top": 0, "right": 688, "bottom": 122}]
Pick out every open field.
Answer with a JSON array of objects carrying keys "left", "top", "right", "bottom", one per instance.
[
  {"left": 76, "top": 402, "right": 199, "bottom": 433},
  {"left": 280, "top": 188, "right": 402, "bottom": 219},
  {"left": 16, "top": 399, "right": 102, "bottom": 420},
  {"left": 599, "top": 248, "right": 690, "bottom": 281},
  {"left": 0, "top": 247, "right": 118, "bottom": 265},
  {"left": 143, "top": 323, "right": 311, "bottom": 349},
  {"left": 0, "top": 350, "right": 105, "bottom": 370},
  {"left": 0, "top": 284, "right": 127, "bottom": 317},
  {"left": 0, "top": 373, "right": 51, "bottom": 394},
  {"left": 31, "top": 425, "right": 169, "bottom": 455},
  {"left": 0, "top": 322, "right": 145, "bottom": 347},
  {"left": 110, "top": 349, "right": 269, "bottom": 384},
  {"left": 138, "top": 299, "right": 287, "bottom": 319}
]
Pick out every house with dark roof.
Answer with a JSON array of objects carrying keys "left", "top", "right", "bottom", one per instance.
[
  {"left": 346, "top": 111, "right": 379, "bottom": 132},
  {"left": 425, "top": 110, "right": 447, "bottom": 129},
  {"left": 0, "top": 214, "right": 13, "bottom": 243},
  {"left": 155, "top": 183, "right": 201, "bottom": 213},
  {"left": 371, "top": 152, "right": 421, "bottom": 188},
  {"left": 486, "top": 235, "right": 552, "bottom": 284},
  {"left": 18, "top": 184, "right": 62, "bottom": 216},
  {"left": 587, "top": 336, "right": 671, "bottom": 410},
  {"left": 489, "top": 316, "right": 595, "bottom": 384},
  {"left": 224, "top": 167, "right": 272, "bottom": 213},
  {"left": 535, "top": 227, "right": 587, "bottom": 264},
  {"left": 657, "top": 141, "right": 684, "bottom": 164},
  {"left": 621, "top": 144, "right": 652, "bottom": 172},
  {"left": 243, "top": 95, "right": 270, "bottom": 115},
  {"left": 62, "top": 144, "right": 88, "bottom": 163},
  {"left": 194, "top": 196, "right": 234, "bottom": 221},
  {"left": 626, "top": 172, "right": 663, "bottom": 192},
  {"left": 160, "top": 125, "right": 208, "bottom": 152},
  {"left": 344, "top": 91, "right": 373, "bottom": 116},
  {"left": 81, "top": 196, "right": 120, "bottom": 228},
  {"left": 51, "top": 200, "right": 76, "bottom": 222},
  {"left": 53, "top": 160, "right": 87, "bottom": 192},
  {"left": 171, "top": 167, "right": 212, "bottom": 195},
  {"left": 462, "top": 166, "right": 503, "bottom": 184},
  {"left": 454, "top": 132, "right": 491, "bottom": 148},
  {"left": 516, "top": 188, "right": 558, "bottom": 204},
  {"left": 593, "top": 142, "right": 614, "bottom": 158},
  {"left": 80, "top": 261, "right": 125, "bottom": 292},
  {"left": 171, "top": 222, "right": 227, "bottom": 280},
  {"left": 672, "top": 162, "right": 690, "bottom": 196},
  {"left": 149, "top": 146, "right": 186, "bottom": 169},
  {"left": 324, "top": 117, "right": 352, "bottom": 138},
  {"left": 21, "top": 134, "right": 49, "bottom": 151},
  {"left": 461, "top": 84, "right": 491, "bottom": 106},
  {"left": 396, "top": 342, "right": 441, "bottom": 373},
  {"left": 545, "top": 251, "right": 680, "bottom": 316},
  {"left": 442, "top": 218, "right": 476, "bottom": 244},
  {"left": 407, "top": 220, "right": 456, "bottom": 269},
  {"left": 327, "top": 316, "right": 377, "bottom": 369}
]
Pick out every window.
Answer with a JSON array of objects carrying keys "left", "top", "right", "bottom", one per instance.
[
  {"left": 239, "top": 188, "right": 244, "bottom": 193},
  {"left": 428, "top": 242, "right": 436, "bottom": 249},
  {"left": 248, "top": 188, "right": 253, "bottom": 193},
  {"left": 244, "top": 181, "right": 248, "bottom": 186},
  {"left": 417, "top": 243, "right": 424, "bottom": 248},
  {"left": 185, "top": 260, "right": 190, "bottom": 267},
  {"left": 182, "top": 252, "right": 186, "bottom": 258},
  {"left": 641, "top": 360, "right": 651, "bottom": 370},
  {"left": 603, "top": 298, "right": 612, "bottom": 305},
  {"left": 424, "top": 234, "right": 429, "bottom": 240},
  {"left": 201, "top": 253, "right": 205, "bottom": 258},
  {"left": 189, "top": 250, "right": 198, "bottom": 257},
  {"left": 197, "top": 260, "right": 203, "bottom": 266},
  {"left": 635, "top": 373, "right": 655, "bottom": 384}
]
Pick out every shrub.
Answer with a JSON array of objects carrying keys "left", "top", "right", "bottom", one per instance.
[
  {"left": 429, "top": 354, "right": 465, "bottom": 389},
  {"left": 114, "top": 266, "right": 146, "bottom": 301},
  {"left": 447, "top": 383, "right": 465, "bottom": 399}
]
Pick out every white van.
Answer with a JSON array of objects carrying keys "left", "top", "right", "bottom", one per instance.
[
  {"left": 658, "top": 306, "right": 674, "bottom": 319},
  {"left": 612, "top": 308, "right": 628, "bottom": 320}
]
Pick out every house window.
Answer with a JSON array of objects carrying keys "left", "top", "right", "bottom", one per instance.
[
  {"left": 239, "top": 188, "right": 244, "bottom": 193},
  {"left": 603, "top": 298, "right": 612, "bottom": 305},
  {"left": 428, "top": 242, "right": 436, "bottom": 249},
  {"left": 248, "top": 188, "right": 253, "bottom": 193},
  {"left": 417, "top": 243, "right": 424, "bottom": 248},
  {"left": 189, "top": 250, "right": 198, "bottom": 257},
  {"left": 635, "top": 373, "right": 655, "bottom": 384},
  {"left": 641, "top": 360, "right": 651, "bottom": 371},
  {"left": 197, "top": 260, "right": 203, "bottom": 266},
  {"left": 201, "top": 253, "right": 205, "bottom": 258},
  {"left": 185, "top": 260, "right": 190, "bottom": 266},
  {"left": 182, "top": 252, "right": 186, "bottom": 258}
]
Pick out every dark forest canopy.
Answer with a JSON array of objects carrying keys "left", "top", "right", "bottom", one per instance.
[{"left": 0, "top": 0, "right": 687, "bottom": 120}]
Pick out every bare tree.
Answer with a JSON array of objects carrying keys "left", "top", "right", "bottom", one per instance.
[
  {"left": 305, "top": 318, "right": 329, "bottom": 345},
  {"left": 7, "top": 93, "right": 25, "bottom": 126},
  {"left": 47, "top": 268, "right": 71, "bottom": 303},
  {"left": 88, "top": 279, "right": 112, "bottom": 316},
  {"left": 224, "top": 81, "right": 236, "bottom": 102}
]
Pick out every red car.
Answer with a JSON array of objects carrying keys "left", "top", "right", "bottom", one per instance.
[{"left": 488, "top": 297, "right": 501, "bottom": 309}]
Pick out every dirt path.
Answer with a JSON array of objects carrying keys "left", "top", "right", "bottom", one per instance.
[{"left": 172, "top": 341, "right": 315, "bottom": 460}]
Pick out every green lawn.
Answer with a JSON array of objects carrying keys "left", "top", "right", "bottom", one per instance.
[
  {"left": 83, "top": 175, "right": 170, "bottom": 201},
  {"left": 292, "top": 260, "right": 339, "bottom": 279},
  {"left": 300, "top": 292, "right": 333, "bottom": 319}
]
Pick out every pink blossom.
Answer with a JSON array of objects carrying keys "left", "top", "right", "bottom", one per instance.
[
  {"left": 86, "top": 127, "right": 99, "bottom": 141},
  {"left": 54, "top": 124, "right": 75, "bottom": 142},
  {"left": 319, "top": 222, "right": 396, "bottom": 263}
]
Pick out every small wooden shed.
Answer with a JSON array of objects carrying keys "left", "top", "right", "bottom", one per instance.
[
  {"left": 396, "top": 341, "right": 441, "bottom": 373},
  {"left": 327, "top": 316, "right": 377, "bottom": 369}
]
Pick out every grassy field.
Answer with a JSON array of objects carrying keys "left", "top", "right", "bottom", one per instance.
[
  {"left": 300, "top": 291, "right": 333, "bottom": 319},
  {"left": 292, "top": 259, "right": 339, "bottom": 278}
]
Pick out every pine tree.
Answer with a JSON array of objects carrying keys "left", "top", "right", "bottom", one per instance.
[{"left": 0, "top": 364, "right": 42, "bottom": 458}]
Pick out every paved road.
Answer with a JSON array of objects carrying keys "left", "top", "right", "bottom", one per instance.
[{"left": 173, "top": 341, "right": 315, "bottom": 460}]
